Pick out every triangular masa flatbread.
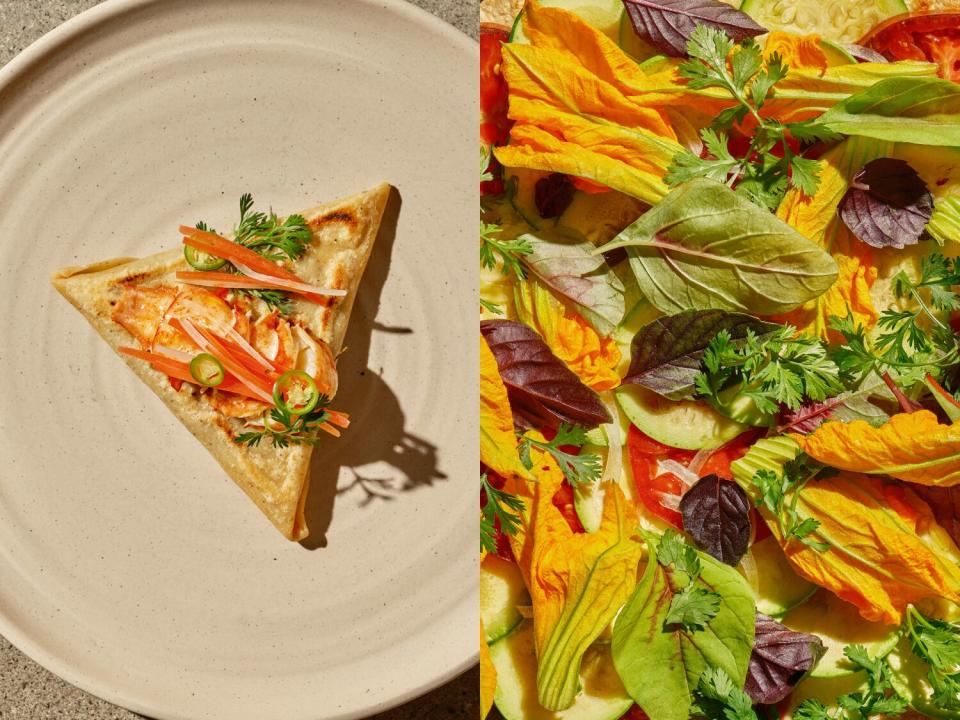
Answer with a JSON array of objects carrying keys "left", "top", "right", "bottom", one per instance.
[{"left": 52, "top": 183, "right": 391, "bottom": 541}]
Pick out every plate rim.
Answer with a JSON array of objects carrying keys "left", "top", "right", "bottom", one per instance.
[{"left": 0, "top": 0, "right": 479, "bottom": 718}]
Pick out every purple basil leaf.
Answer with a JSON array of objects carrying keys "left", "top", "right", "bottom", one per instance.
[
  {"left": 842, "top": 43, "right": 889, "bottom": 64},
  {"left": 480, "top": 319, "right": 612, "bottom": 430},
  {"left": 746, "top": 613, "right": 825, "bottom": 705},
  {"left": 778, "top": 374, "right": 894, "bottom": 433},
  {"left": 839, "top": 158, "right": 934, "bottom": 249},
  {"left": 535, "top": 173, "right": 575, "bottom": 219},
  {"left": 622, "top": 0, "right": 766, "bottom": 57},
  {"left": 624, "top": 309, "right": 779, "bottom": 400},
  {"left": 679, "top": 474, "right": 751, "bottom": 566},
  {"left": 778, "top": 398, "right": 838, "bottom": 433}
]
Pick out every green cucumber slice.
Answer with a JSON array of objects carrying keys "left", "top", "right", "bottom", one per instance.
[
  {"left": 617, "top": 9, "right": 657, "bottom": 60},
  {"left": 781, "top": 590, "right": 899, "bottom": 679},
  {"left": 738, "top": 0, "right": 907, "bottom": 43},
  {"left": 490, "top": 621, "right": 634, "bottom": 720},
  {"left": 738, "top": 536, "right": 817, "bottom": 618},
  {"left": 615, "top": 385, "right": 748, "bottom": 451},
  {"left": 481, "top": 555, "right": 530, "bottom": 644},
  {"left": 888, "top": 635, "right": 960, "bottom": 719}
]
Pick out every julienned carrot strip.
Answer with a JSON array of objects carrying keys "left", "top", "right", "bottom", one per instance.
[
  {"left": 171, "top": 318, "right": 274, "bottom": 401},
  {"left": 326, "top": 410, "right": 351, "bottom": 429},
  {"left": 180, "top": 227, "right": 301, "bottom": 282},
  {"left": 117, "top": 347, "right": 265, "bottom": 401},
  {"left": 220, "top": 336, "right": 282, "bottom": 378}
]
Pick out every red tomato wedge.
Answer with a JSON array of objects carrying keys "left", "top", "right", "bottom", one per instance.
[
  {"left": 117, "top": 346, "right": 264, "bottom": 401},
  {"left": 861, "top": 12, "right": 960, "bottom": 82},
  {"left": 627, "top": 426, "right": 759, "bottom": 529},
  {"left": 481, "top": 23, "right": 512, "bottom": 196},
  {"left": 627, "top": 426, "right": 695, "bottom": 528}
]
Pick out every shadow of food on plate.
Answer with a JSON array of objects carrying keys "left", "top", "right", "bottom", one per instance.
[{"left": 300, "top": 188, "right": 448, "bottom": 550}]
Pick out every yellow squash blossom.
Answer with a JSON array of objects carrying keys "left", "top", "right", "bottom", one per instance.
[
  {"left": 515, "top": 280, "right": 621, "bottom": 391},
  {"left": 495, "top": 4, "right": 936, "bottom": 203},
  {"left": 480, "top": 622, "right": 497, "bottom": 718},
  {"left": 480, "top": 333, "right": 533, "bottom": 482},
  {"left": 773, "top": 251, "right": 878, "bottom": 340},
  {"left": 508, "top": 443, "right": 643, "bottom": 711},
  {"left": 732, "top": 437, "right": 960, "bottom": 625},
  {"left": 763, "top": 32, "right": 828, "bottom": 74},
  {"left": 797, "top": 410, "right": 960, "bottom": 487}
]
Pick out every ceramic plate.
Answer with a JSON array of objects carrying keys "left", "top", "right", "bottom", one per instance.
[{"left": 0, "top": 1, "right": 477, "bottom": 718}]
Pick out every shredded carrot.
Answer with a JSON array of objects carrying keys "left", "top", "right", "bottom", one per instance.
[{"left": 117, "top": 346, "right": 264, "bottom": 401}]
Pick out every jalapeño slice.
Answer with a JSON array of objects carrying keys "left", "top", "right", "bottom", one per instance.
[
  {"left": 272, "top": 370, "right": 320, "bottom": 416},
  {"left": 189, "top": 353, "right": 225, "bottom": 387},
  {"left": 184, "top": 243, "right": 227, "bottom": 271}
]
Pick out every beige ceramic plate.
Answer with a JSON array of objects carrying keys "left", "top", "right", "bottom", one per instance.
[{"left": 0, "top": 1, "right": 477, "bottom": 718}]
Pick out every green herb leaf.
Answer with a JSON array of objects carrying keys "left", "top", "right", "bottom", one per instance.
[
  {"left": 233, "top": 397, "right": 334, "bottom": 449},
  {"left": 905, "top": 606, "right": 960, "bottom": 710},
  {"left": 669, "top": 28, "right": 821, "bottom": 209},
  {"left": 696, "top": 667, "right": 758, "bottom": 720},
  {"left": 750, "top": 458, "right": 831, "bottom": 553},
  {"left": 666, "top": 586, "right": 722, "bottom": 630},
  {"left": 481, "top": 221, "right": 532, "bottom": 279},
  {"left": 518, "top": 424, "right": 603, "bottom": 487},
  {"left": 695, "top": 325, "right": 843, "bottom": 416},
  {"left": 612, "top": 531, "right": 756, "bottom": 720},
  {"left": 599, "top": 179, "right": 838, "bottom": 316},
  {"left": 480, "top": 473, "right": 525, "bottom": 554}
]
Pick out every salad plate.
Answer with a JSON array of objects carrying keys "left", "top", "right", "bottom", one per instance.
[
  {"left": 0, "top": 1, "right": 476, "bottom": 719},
  {"left": 480, "top": 0, "right": 960, "bottom": 718}
]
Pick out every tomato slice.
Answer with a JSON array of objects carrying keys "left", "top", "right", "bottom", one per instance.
[
  {"left": 861, "top": 12, "right": 960, "bottom": 82},
  {"left": 627, "top": 425, "right": 761, "bottom": 530},
  {"left": 480, "top": 24, "right": 512, "bottom": 196},
  {"left": 627, "top": 425, "right": 695, "bottom": 528}
]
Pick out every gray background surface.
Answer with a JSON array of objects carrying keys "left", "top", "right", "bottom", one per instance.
[{"left": 0, "top": 1, "right": 478, "bottom": 718}]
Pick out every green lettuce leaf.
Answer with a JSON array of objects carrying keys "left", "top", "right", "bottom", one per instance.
[
  {"left": 802, "top": 77, "right": 960, "bottom": 146},
  {"left": 611, "top": 533, "right": 756, "bottom": 720},
  {"left": 600, "top": 179, "right": 838, "bottom": 315},
  {"left": 520, "top": 226, "right": 626, "bottom": 335}
]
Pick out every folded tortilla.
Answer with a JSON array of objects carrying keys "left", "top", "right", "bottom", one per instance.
[{"left": 52, "top": 183, "right": 391, "bottom": 541}]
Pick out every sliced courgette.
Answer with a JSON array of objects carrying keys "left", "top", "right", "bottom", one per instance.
[
  {"left": 781, "top": 589, "right": 900, "bottom": 679},
  {"left": 738, "top": 0, "right": 907, "bottom": 44},
  {"left": 739, "top": 536, "right": 817, "bottom": 618},
  {"left": 482, "top": 554, "right": 530, "bottom": 644},
  {"left": 888, "top": 634, "right": 960, "bottom": 719},
  {"left": 615, "top": 384, "right": 748, "bottom": 451},
  {"left": 490, "top": 621, "right": 634, "bottom": 720}
]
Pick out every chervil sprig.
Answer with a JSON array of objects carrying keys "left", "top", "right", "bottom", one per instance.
[
  {"left": 695, "top": 326, "right": 843, "bottom": 414},
  {"left": 481, "top": 473, "right": 525, "bottom": 554},
  {"left": 233, "top": 193, "right": 312, "bottom": 262},
  {"left": 518, "top": 424, "right": 602, "bottom": 487},
  {"left": 665, "top": 26, "right": 822, "bottom": 211}
]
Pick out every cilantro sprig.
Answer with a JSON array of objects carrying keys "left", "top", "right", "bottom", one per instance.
[
  {"left": 665, "top": 26, "right": 823, "bottom": 211},
  {"left": 658, "top": 530, "right": 721, "bottom": 631},
  {"left": 905, "top": 606, "right": 960, "bottom": 710},
  {"left": 751, "top": 458, "right": 830, "bottom": 552},
  {"left": 481, "top": 473, "right": 525, "bottom": 554},
  {"left": 695, "top": 667, "right": 758, "bottom": 720},
  {"left": 234, "top": 397, "right": 335, "bottom": 448},
  {"left": 518, "top": 424, "right": 602, "bottom": 487},
  {"left": 830, "top": 252, "right": 960, "bottom": 388},
  {"left": 695, "top": 326, "right": 843, "bottom": 415},
  {"left": 794, "top": 644, "right": 908, "bottom": 719}
]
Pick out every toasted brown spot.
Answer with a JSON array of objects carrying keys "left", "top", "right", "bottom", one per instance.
[
  {"left": 116, "top": 272, "right": 152, "bottom": 285},
  {"left": 310, "top": 210, "right": 356, "bottom": 230}
]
